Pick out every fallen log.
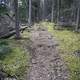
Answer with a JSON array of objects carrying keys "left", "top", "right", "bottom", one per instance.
[{"left": 0, "top": 26, "right": 28, "bottom": 39}]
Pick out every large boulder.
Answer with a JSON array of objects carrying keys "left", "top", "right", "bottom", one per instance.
[{"left": 0, "top": 15, "right": 15, "bottom": 37}]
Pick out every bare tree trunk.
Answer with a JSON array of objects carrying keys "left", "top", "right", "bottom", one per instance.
[
  {"left": 51, "top": 0, "right": 54, "bottom": 22},
  {"left": 57, "top": 0, "right": 60, "bottom": 23},
  {"left": 40, "top": 0, "right": 45, "bottom": 20},
  {"left": 25, "top": 0, "right": 28, "bottom": 22},
  {"left": 14, "top": 0, "right": 20, "bottom": 39},
  {"left": 76, "top": 8, "right": 80, "bottom": 31},
  {"left": 28, "top": 0, "right": 32, "bottom": 27},
  {"left": 42, "top": 0, "right": 45, "bottom": 20},
  {"left": 39, "top": 0, "right": 43, "bottom": 20}
]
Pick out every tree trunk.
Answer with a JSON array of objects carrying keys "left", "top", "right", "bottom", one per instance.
[
  {"left": 25, "top": 0, "right": 28, "bottom": 22},
  {"left": 42, "top": 0, "right": 45, "bottom": 20},
  {"left": 76, "top": 8, "right": 80, "bottom": 31},
  {"left": 51, "top": 0, "right": 54, "bottom": 22},
  {"left": 57, "top": 0, "right": 60, "bottom": 23},
  {"left": 14, "top": 0, "right": 20, "bottom": 39},
  {"left": 28, "top": 0, "right": 32, "bottom": 27},
  {"left": 39, "top": 0, "right": 45, "bottom": 20}
]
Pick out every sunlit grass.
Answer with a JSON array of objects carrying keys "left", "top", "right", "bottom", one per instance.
[{"left": 40, "top": 22, "right": 80, "bottom": 80}]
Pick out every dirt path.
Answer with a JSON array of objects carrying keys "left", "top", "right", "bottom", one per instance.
[{"left": 27, "top": 29, "right": 69, "bottom": 80}]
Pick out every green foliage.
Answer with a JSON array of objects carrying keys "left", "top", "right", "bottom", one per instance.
[
  {"left": 61, "top": 0, "right": 73, "bottom": 8},
  {"left": 0, "top": 40, "right": 12, "bottom": 59},
  {"left": 41, "top": 22, "right": 80, "bottom": 80},
  {"left": 0, "top": 4, "right": 8, "bottom": 15},
  {"left": 0, "top": 45, "right": 12, "bottom": 58},
  {"left": 19, "top": 7, "right": 28, "bottom": 21},
  {"left": 0, "top": 40, "right": 30, "bottom": 79},
  {"left": 19, "top": 0, "right": 28, "bottom": 22},
  {"left": 0, "top": 40, "right": 8, "bottom": 45}
]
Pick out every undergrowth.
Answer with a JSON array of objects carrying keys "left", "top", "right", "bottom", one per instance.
[
  {"left": 40, "top": 22, "right": 80, "bottom": 80},
  {"left": 0, "top": 39, "right": 30, "bottom": 79}
]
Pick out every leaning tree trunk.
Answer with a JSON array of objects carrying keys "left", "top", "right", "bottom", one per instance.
[
  {"left": 28, "top": 0, "right": 32, "bottom": 27},
  {"left": 14, "top": 0, "right": 20, "bottom": 39}
]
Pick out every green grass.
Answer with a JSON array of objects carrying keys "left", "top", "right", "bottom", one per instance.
[
  {"left": 0, "top": 39, "right": 30, "bottom": 79},
  {"left": 40, "top": 22, "right": 80, "bottom": 80}
]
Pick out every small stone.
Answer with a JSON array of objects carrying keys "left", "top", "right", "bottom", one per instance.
[{"left": 32, "top": 59, "right": 37, "bottom": 64}]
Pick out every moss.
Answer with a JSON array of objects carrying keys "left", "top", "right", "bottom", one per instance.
[
  {"left": 0, "top": 40, "right": 30, "bottom": 79},
  {"left": 41, "top": 22, "right": 80, "bottom": 80}
]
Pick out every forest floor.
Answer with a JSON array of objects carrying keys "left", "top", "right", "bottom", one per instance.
[
  {"left": 0, "top": 22, "right": 80, "bottom": 80},
  {"left": 0, "top": 32, "right": 31, "bottom": 79},
  {"left": 39, "top": 22, "right": 80, "bottom": 80},
  {"left": 26, "top": 24, "right": 69, "bottom": 80}
]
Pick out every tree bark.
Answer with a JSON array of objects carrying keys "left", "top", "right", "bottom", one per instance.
[
  {"left": 57, "top": 0, "right": 60, "bottom": 23},
  {"left": 76, "top": 8, "right": 80, "bottom": 31},
  {"left": 51, "top": 0, "right": 54, "bottom": 22},
  {"left": 42, "top": 0, "right": 45, "bottom": 20},
  {"left": 14, "top": 0, "right": 20, "bottom": 39},
  {"left": 28, "top": 0, "right": 32, "bottom": 27},
  {"left": 25, "top": 0, "right": 28, "bottom": 22}
]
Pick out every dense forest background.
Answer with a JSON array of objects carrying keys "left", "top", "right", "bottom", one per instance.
[{"left": 0, "top": 0, "right": 80, "bottom": 38}]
